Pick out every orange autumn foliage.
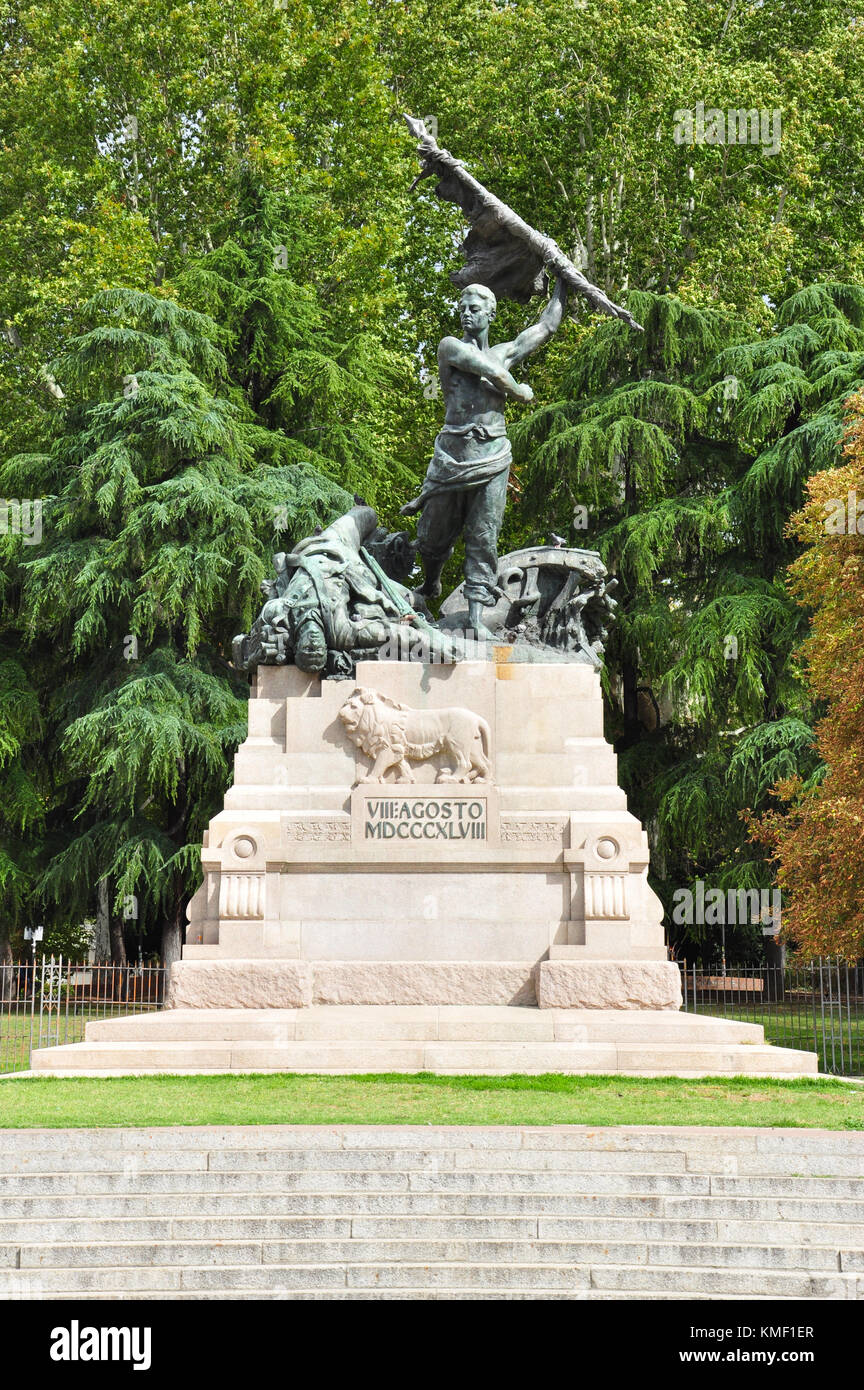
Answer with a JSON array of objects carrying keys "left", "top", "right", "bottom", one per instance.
[{"left": 753, "top": 392, "right": 864, "bottom": 956}]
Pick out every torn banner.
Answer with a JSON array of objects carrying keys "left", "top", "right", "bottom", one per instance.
[{"left": 403, "top": 114, "right": 642, "bottom": 332}]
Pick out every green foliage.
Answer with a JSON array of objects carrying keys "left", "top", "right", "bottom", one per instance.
[
  {"left": 519, "top": 285, "right": 864, "bottom": 956},
  {"left": 0, "top": 655, "right": 43, "bottom": 935},
  {"left": 385, "top": 0, "right": 864, "bottom": 386},
  {"left": 1, "top": 286, "right": 354, "bottom": 958},
  {"left": 171, "top": 171, "right": 417, "bottom": 520}
]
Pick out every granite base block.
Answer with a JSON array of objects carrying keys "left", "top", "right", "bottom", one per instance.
[
  {"left": 536, "top": 960, "right": 682, "bottom": 1011},
  {"left": 167, "top": 959, "right": 538, "bottom": 1009}
]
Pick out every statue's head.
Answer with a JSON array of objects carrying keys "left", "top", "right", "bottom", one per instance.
[
  {"left": 459, "top": 284, "right": 496, "bottom": 334},
  {"left": 293, "top": 613, "right": 328, "bottom": 674}
]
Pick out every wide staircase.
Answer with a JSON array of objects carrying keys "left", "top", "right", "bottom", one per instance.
[{"left": 0, "top": 1126, "right": 861, "bottom": 1299}]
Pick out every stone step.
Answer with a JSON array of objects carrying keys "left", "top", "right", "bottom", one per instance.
[
  {"left": 534, "top": 1214, "right": 864, "bottom": 1244},
  {"left": 20, "top": 994, "right": 833, "bottom": 1077},
  {"left": 4, "top": 1124, "right": 858, "bottom": 1155},
  {"left": 1, "top": 1133, "right": 860, "bottom": 1172},
  {"left": 4, "top": 1168, "right": 864, "bottom": 1214},
  {"left": 24, "top": 1004, "right": 822, "bottom": 1075},
  {"left": 564, "top": 1011, "right": 766, "bottom": 1044},
  {"left": 587, "top": 1266, "right": 859, "bottom": 1298},
  {"left": 70, "top": 1284, "right": 824, "bottom": 1300},
  {"left": 2, "top": 1171, "right": 862, "bottom": 1211},
  {"left": 0, "top": 1262, "right": 856, "bottom": 1298},
  {"left": 1, "top": 1175, "right": 863, "bottom": 1218},
  {"left": 6, "top": 1146, "right": 853, "bottom": 1179},
  {"left": 712, "top": 1175, "right": 864, "bottom": 1197},
  {"left": 0, "top": 1173, "right": 712, "bottom": 1203},
  {"left": 2, "top": 1126, "right": 861, "bottom": 1301},
  {"left": 0, "top": 1214, "right": 706, "bottom": 1243},
  {"left": 37, "top": 1284, "right": 805, "bottom": 1295},
  {"left": 80, "top": 1006, "right": 766, "bottom": 1048},
  {"left": 5, "top": 1143, "right": 750, "bottom": 1174},
  {"left": 4, "top": 1236, "right": 859, "bottom": 1272},
  {"left": 612, "top": 1045, "right": 815, "bottom": 1073},
  {"left": 27, "top": 1039, "right": 819, "bottom": 1075},
  {"left": 0, "top": 1142, "right": 741, "bottom": 1175},
  {"left": 83, "top": 1007, "right": 573, "bottom": 1044},
  {"left": 197, "top": 1148, "right": 862, "bottom": 1177},
  {"left": 2, "top": 1181, "right": 864, "bottom": 1224},
  {"left": 3, "top": 1212, "right": 861, "bottom": 1248},
  {"left": 28, "top": 1040, "right": 617, "bottom": 1072}
]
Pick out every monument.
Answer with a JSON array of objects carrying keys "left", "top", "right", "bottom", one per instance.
[{"left": 28, "top": 121, "right": 817, "bottom": 1075}]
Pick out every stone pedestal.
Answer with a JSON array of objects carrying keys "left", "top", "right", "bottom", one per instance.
[
  {"left": 28, "top": 650, "right": 825, "bottom": 1075},
  {"left": 181, "top": 656, "right": 680, "bottom": 1010}
]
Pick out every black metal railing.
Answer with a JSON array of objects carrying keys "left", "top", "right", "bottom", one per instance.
[
  {"left": 0, "top": 957, "right": 165, "bottom": 1074},
  {"left": 680, "top": 957, "right": 864, "bottom": 1076}
]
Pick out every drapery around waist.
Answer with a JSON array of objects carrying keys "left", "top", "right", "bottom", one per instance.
[{"left": 402, "top": 427, "right": 512, "bottom": 512}]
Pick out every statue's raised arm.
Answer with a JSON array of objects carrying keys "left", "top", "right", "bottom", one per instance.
[{"left": 502, "top": 276, "right": 568, "bottom": 368}]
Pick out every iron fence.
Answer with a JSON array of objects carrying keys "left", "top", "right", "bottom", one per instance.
[
  {"left": 0, "top": 957, "right": 165, "bottom": 1075},
  {"left": 680, "top": 957, "right": 864, "bottom": 1076}
]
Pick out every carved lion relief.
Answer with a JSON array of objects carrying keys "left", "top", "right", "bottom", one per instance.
[{"left": 338, "top": 686, "right": 492, "bottom": 784}]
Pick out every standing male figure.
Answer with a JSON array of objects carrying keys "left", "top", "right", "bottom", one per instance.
[{"left": 401, "top": 277, "right": 567, "bottom": 637}]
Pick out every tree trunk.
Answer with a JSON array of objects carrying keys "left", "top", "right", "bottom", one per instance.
[
  {"left": 621, "top": 655, "right": 641, "bottom": 738},
  {"left": 93, "top": 879, "right": 112, "bottom": 960},
  {"left": 616, "top": 455, "right": 643, "bottom": 750},
  {"left": 763, "top": 933, "right": 786, "bottom": 1001},
  {"left": 0, "top": 921, "right": 12, "bottom": 1002},
  {"left": 161, "top": 889, "right": 185, "bottom": 973},
  {"left": 109, "top": 915, "right": 127, "bottom": 966}
]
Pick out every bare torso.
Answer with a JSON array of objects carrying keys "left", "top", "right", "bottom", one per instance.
[
  {"left": 440, "top": 347, "right": 509, "bottom": 426},
  {"left": 437, "top": 344, "right": 512, "bottom": 459}
]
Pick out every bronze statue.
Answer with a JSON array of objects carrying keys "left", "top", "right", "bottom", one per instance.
[
  {"left": 401, "top": 279, "right": 567, "bottom": 638},
  {"left": 398, "top": 114, "right": 639, "bottom": 638},
  {"left": 233, "top": 505, "right": 457, "bottom": 678},
  {"left": 233, "top": 119, "right": 638, "bottom": 678}
]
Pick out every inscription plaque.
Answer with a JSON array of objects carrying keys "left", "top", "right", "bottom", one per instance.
[
  {"left": 363, "top": 796, "right": 487, "bottom": 842},
  {"left": 350, "top": 783, "right": 498, "bottom": 855}
]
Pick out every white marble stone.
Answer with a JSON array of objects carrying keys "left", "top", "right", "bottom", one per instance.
[
  {"left": 184, "top": 659, "right": 670, "bottom": 1008},
  {"left": 25, "top": 1005, "right": 819, "bottom": 1075},
  {"left": 536, "top": 961, "right": 683, "bottom": 1011},
  {"left": 313, "top": 962, "right": 538, "bottom": 1007},
  {"left": 168, "top": 960, "right": 313, "bottom": 1010}
]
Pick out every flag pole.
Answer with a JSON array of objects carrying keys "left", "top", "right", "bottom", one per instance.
[{"left": 403, "top": 114, "right": 643, "bottom": 333}]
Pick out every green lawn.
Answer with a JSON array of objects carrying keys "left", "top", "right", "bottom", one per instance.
[
  {"left": 692, "top": 1003, "right": 864, "bottom": 1072},
  {"left": 0, "top": 1072, "right": 861, "bottom": 1129},
  {"left": 0, "top": 1009, "right": 155, "bottom": 1075}
]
